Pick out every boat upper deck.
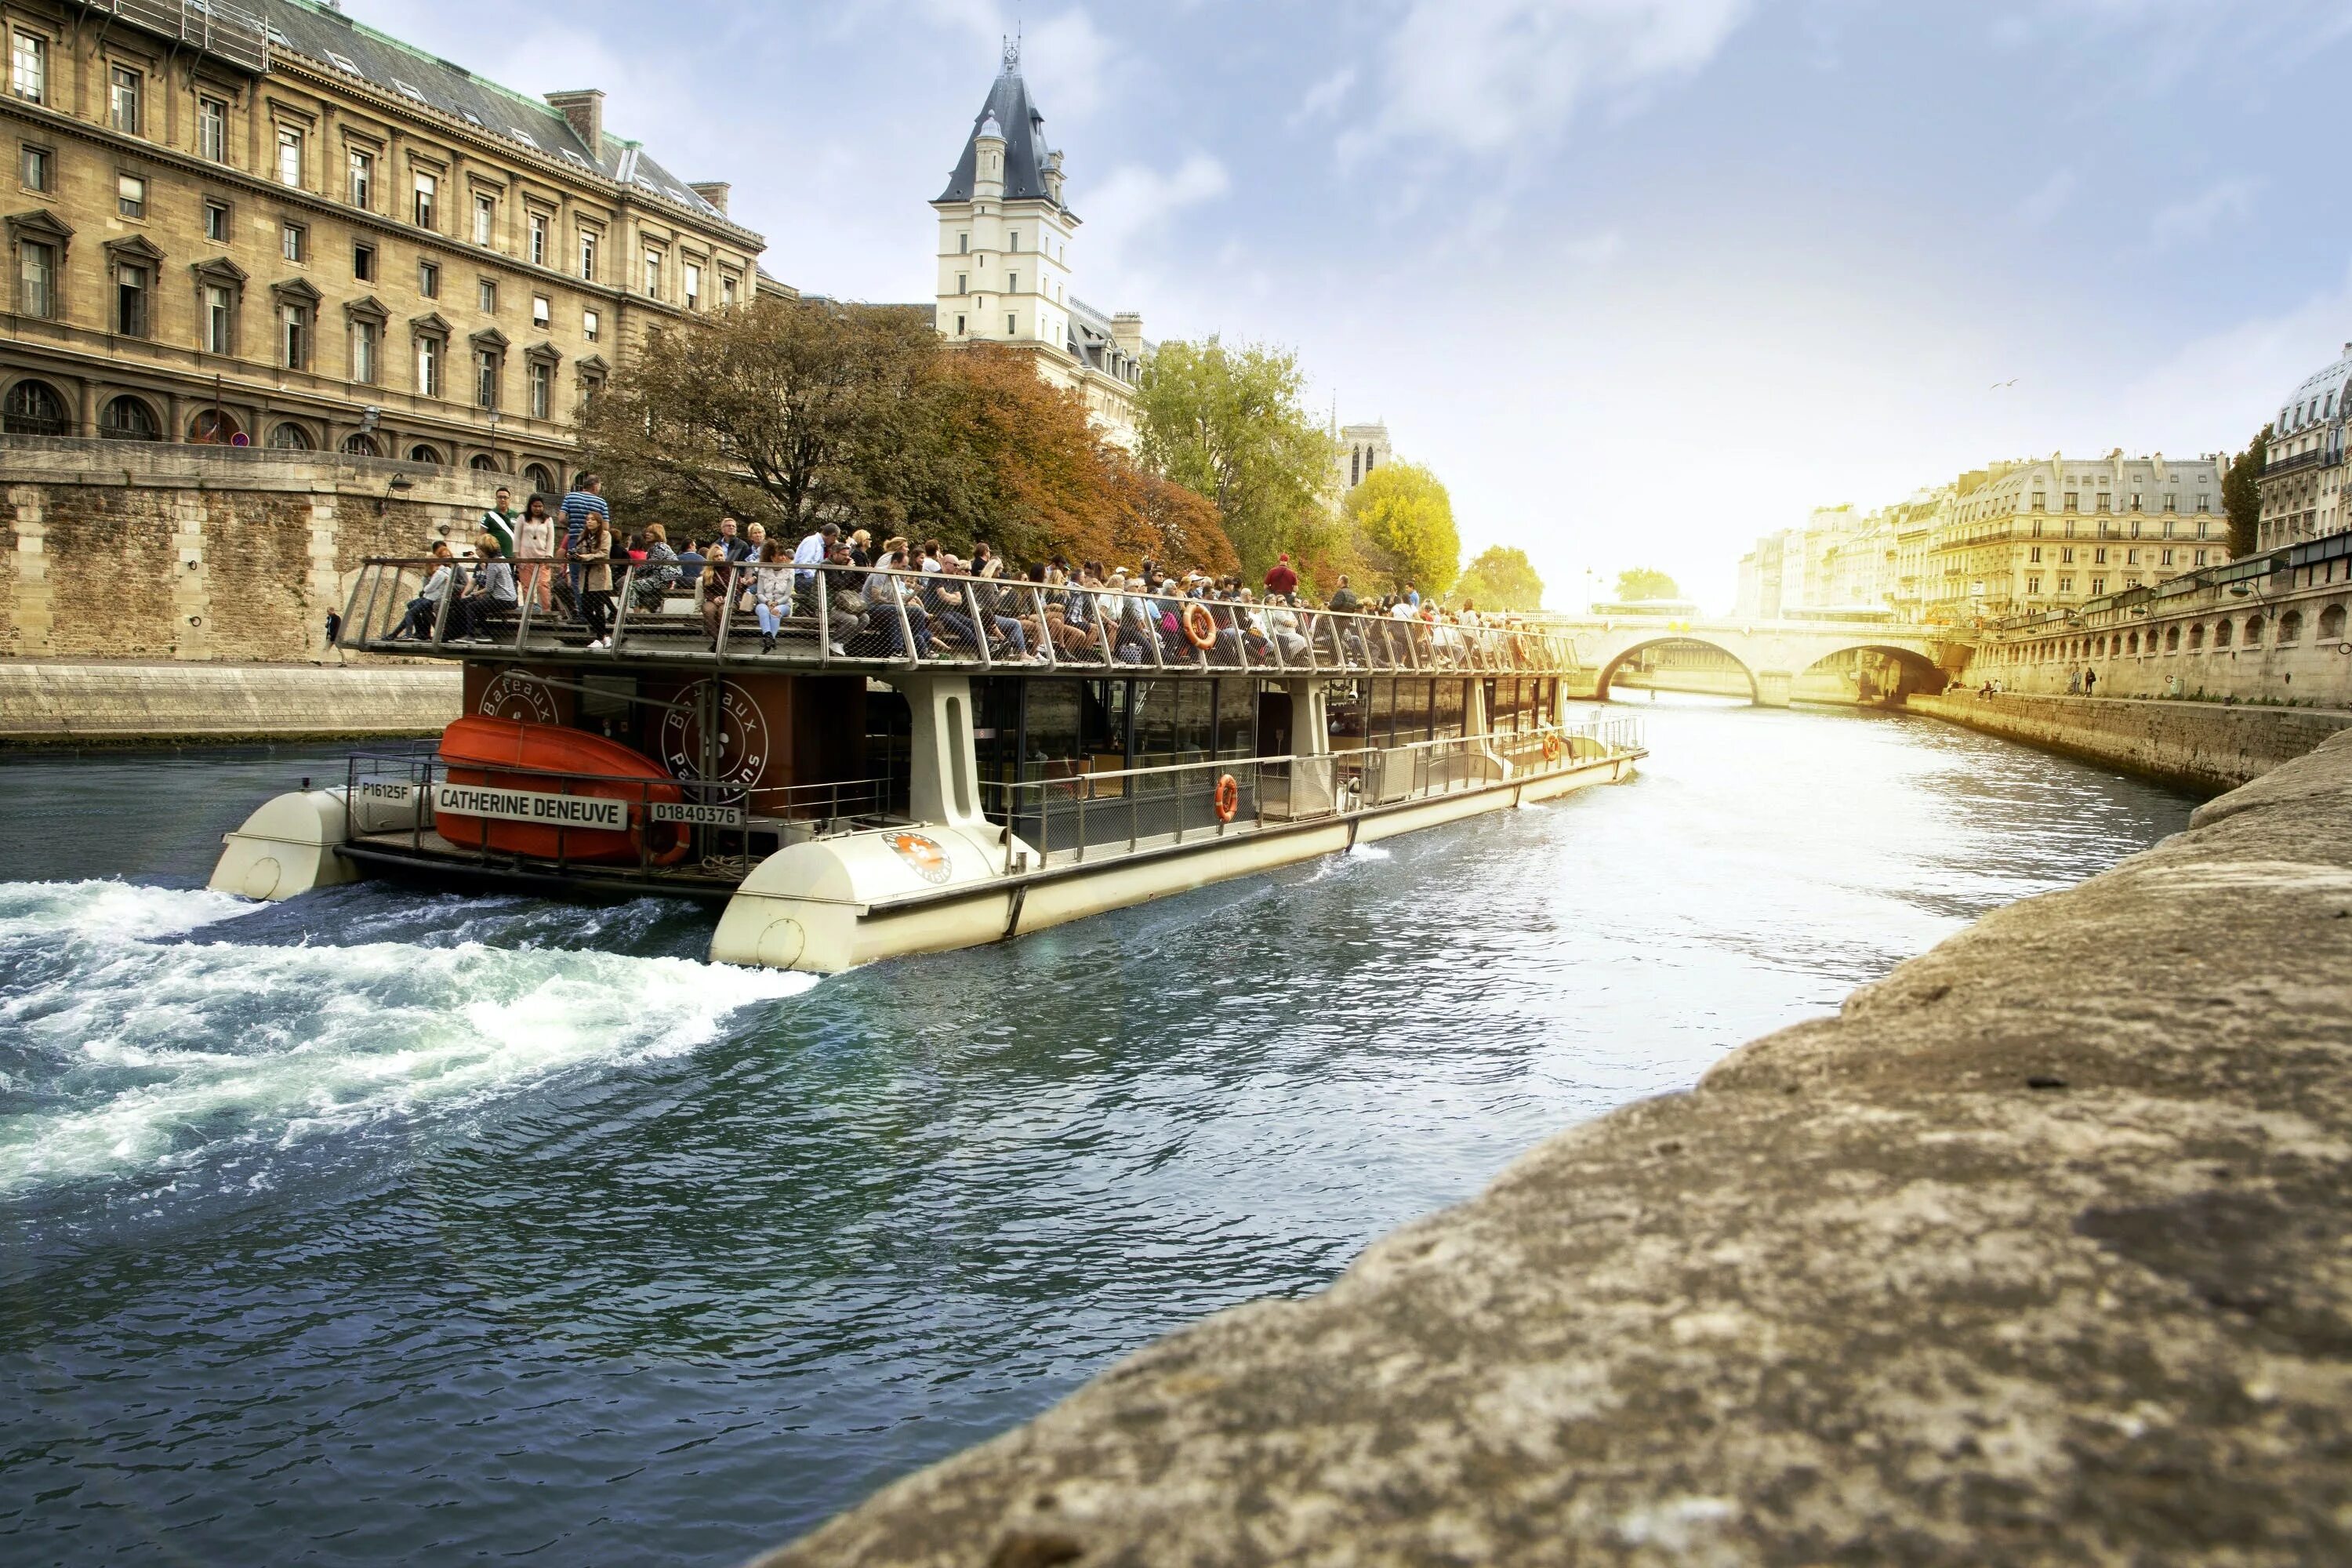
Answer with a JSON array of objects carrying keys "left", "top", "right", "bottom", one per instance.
[{"left": 339, "top": 558, "right": 1581, "bottom": 680}]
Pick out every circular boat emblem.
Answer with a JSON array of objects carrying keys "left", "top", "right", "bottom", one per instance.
[
  {"left": 887, "top": 832, "right": 953, "bottom": 885},
  {"left": 659, "top": 680, "right": 771, "bottom": 786},
  {"left": 478, "top": 672, "right": 557, "bottom": 725}
]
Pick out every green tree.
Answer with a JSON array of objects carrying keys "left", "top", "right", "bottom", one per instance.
[
  {"left": 1137, "top": 338, "right": 1337, "bottom": 577},
  {"left": 2223, "top": 423, "right": 2270, "bottom": 559},
  {"left": 1615, "top": 568, "right": 1682, "bottom": 603},
  {"left": 1453, "top": 545, "right": 1544, "bottom": 611},
  {"left": 1344, "top": 460, "right": 1460, "bottom": 597}
]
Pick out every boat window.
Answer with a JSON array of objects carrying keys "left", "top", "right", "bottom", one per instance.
[
  {"left": 1366, "top": 681, "right": 1396, "bottom": 750},
  {"left": 1175, "top": 681, "right": 1214, "bottom": 764},
  {"left": 1133, "top": 680, "right": 1178, "bottom": 773},
  {"left": 972, "top": 676, "right": 1022, "bottom": 790},
  {"left": 1326, "top": 681, "right": 1367, "bottom": 750},
  {"left": 1433, "top": 678, "right": 1466, "bottom": 740},
  {"left": 1392, "top": 679, "right": 1432, "bottom": 746},
  {"left": 1020, "top": 680, "right": 1083, "bottom": 782},
  {"left": 1215, "top": 679, "right": 1256, "bottom": 759},
  {"left": 1085, "top": 680, "right": 1133, "bottom": 775}
]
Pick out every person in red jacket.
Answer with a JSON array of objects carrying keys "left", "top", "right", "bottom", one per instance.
[{"left": 1265, "top": 552, "right": 1299, "bottom": 597}]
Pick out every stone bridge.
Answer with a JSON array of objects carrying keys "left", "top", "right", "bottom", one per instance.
[{"left": 1532, "top": 615, "right": 1967, "bottom": 707}]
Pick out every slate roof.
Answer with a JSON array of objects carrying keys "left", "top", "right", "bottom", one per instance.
[
  {"left": 2278, "top": 344, "right": 2352, "bottom": 434},
  {"left": 257, "top": 0, "right": 753, "bottom": 239},
  {"left": 935, "top": 64, "right": 1064, "bottom": 210}
]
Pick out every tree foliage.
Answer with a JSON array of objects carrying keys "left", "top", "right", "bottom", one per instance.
[
  {"left": 1343, "top": 461, "right": 1459, "bottom": 597},
  {"left": 2223, "top": 423, "right": 2269, "bottom": 560},
  {"left": 1137, "top": 338, "right": 1337, "bottom": 577},
  {"left": 1453, "top": 545, "right": 1544, "bottom": 611},
  {"left": 579, "top": 303, "right": 1235, "bottom": 573},
  {"left": 1615, "top": 568, "right": 1682, "bottom": 603}
]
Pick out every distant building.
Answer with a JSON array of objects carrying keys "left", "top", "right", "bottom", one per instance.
[
  {"left": 1927, "top": 452, "right": 2223, "bottom": 621},
  {"left": 930, "top": 41, "right": 1144, "bottom": 448},
  {"left": 1336, "top": 421, "right": 1391, "bottom": 493},
  {"left": 2259, "top": 342, "right": 2351, "bottom": 551},
  {"left": 0, "top": 0, "right": 768, "bottom": 485}
]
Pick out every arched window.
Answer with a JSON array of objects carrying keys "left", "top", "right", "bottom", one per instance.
[
  {"left": 522, "top": 463, "right": 555, "bottom": 495},
  {"left": 188, "top": 408, "right": 243, "bottom": 444},
  {"left": 341, "top": 432, "right": 379, "bottom": 456},
  {"left": 2, "top": 379, "right": 70, "bottom": 435},
  {"left": 98, "top": 395, "right": 160, "bottom": 441},
  {"left": 407, "top": 442, "right": 443, "bottom": 465},
  {"left": 2213, "top": 619, "right": 2232, "bottom": 648},
  {"left": 2187, "top": 623, "right": 2205, "bottom": 651},
  {"left": 267, "top": 421, "right": 314, "bottom": 450},
  {"left": 2322, "top": 604, "right": 2347, "bottom": 641},
  {"left": 2127, "top": 630, "right": 2140, "bottom": 655},
  {"left": 469, "top": 453, "right": 501, "bottom": 472},
  {"left": 2245, "top": 615, "right": 2265, "bottom": 645},
  {"left": 2165, "top": 626, "right": 2180, "bottom": 652},
  {"left": 2279, "top": 610, "right": 2303, "bottom": 644}
]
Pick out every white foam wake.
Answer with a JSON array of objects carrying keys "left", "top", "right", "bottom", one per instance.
[{"left": 0, "top": 882, "right": 814, "bottom": 1192}]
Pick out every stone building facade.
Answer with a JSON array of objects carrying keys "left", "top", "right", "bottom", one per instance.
[
  {"left": 1, "top": 0, "right": 768, "bottom": 492},
  {"left": 931, "top": 42, "right": 1143, "bottom": 448},
  {"left": 1335, "top": 421, "right": 1389, "bottom": 494},
  {"left": 2259, "top": 341, "right": 2350, "bottom": 553},
  {"left": 1928, "top": 452, "right": 2224, "bottom": 622}
]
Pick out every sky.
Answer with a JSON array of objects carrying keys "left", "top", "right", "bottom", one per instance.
[{"left": 354, "top": 0, "right": 2352, "bottom": 610}]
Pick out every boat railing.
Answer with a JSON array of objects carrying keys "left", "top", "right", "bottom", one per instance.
[
  {"left": 339, "top": 750, "right": 901, "bottom": 882},
  {"left": 338, "top": 557, "right": 1584, "bottom": 679},
  {"left": 981, "top": 717, "right": 1646, "bottom": 867}
]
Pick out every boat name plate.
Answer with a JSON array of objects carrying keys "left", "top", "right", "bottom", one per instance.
[
  {"left": 650, "top": 801, "right": 746, "bottom": 828},
  {"left": 432, "top": 782, "right": 628, "bottom": 831},
  {"left": 354, "top": 781, "right": 420, "bottom": 808}
]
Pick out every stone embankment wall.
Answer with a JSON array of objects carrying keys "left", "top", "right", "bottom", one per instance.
[
  {"left": 755, "top": 732, "right": 2352, "bottom": 1568},
  {"left": 1910, "top": 691, "right": 2352, "bottom": 795},
  {"left": 0, "top": 662, "right": 458, "bottom": 742},
  {"left": 0, "top": 437, "right": 508, "bottom": 663}
]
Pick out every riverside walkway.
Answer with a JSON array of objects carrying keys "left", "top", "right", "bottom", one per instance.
[{"left": 757, "top": 731, "right": 2352, "bottom": 1566}]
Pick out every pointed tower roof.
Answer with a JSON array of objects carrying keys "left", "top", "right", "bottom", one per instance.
[{"left": 935, "top": 45, "right": 1064, "bottom": 209}]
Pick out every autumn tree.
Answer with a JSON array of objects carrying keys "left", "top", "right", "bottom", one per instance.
[
  {"left": 1454, "top": 545, "right": 1544, "bottom": 611},
  {"left": 1138, "top": 338, "right": 1337, "bottom": 576},
  {"left": 2223, "top": 423, "right": 2270, "bottom": 559},
  {"left": 1615, "top": 568, "right": 1682, "bottom": 603},
  {"left": 1344, "top": 461, "right": 1459, "bottom": 597}
]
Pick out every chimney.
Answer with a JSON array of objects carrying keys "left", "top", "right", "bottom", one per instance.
[
  {"left": 1110, "top": 311, "right": 1144, "bottom": 356},
  {"left": 689, "top": 181, "right": 731, "bottom": 216},
  {"left": 545, "top": 89, "right": 605, "bottom": 161}
]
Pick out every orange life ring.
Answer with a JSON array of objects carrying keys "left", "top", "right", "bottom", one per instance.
[
  {"left": 1214, "top": 772, "right": 1240, "bottom": 822},
  {"left": 1183, "top": 601, "right": 1218, "bottom": 650},
  {"left": 1542, "top": 733, "right": 1563, "bottom": 763}
]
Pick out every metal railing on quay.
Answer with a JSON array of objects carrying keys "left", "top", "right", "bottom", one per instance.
[
  {"left": 340, "top": 752, "right": 898, "bottom": 883},
  {"left": 979, "top": 717, "right": 1643, "bottom": 867},
  {"left": 338, "top": 558, "right": 1581, "bottom": 677}
]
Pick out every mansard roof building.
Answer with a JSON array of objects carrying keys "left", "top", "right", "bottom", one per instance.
[
  {"left": 2259, "top": 341, "right": 2352, "bottom": 553},
  {"left": 930, "top": 44, "right": 1143, "bottom": 449},
  {"left": 2, "top": 0, "right": 771, "bottom": 486}
]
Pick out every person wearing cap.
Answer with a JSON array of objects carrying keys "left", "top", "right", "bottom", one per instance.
[{"left": 1265, "top": 552, "right": 1298, "bottom": 597}]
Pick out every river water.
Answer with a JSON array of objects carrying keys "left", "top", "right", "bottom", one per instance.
[{"left": 0, "top": 699, "right": 2192, "bottom": 1566}]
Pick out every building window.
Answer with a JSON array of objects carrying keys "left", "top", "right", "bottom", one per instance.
[
  {"left": 3, "top": 378, "right": 67, "bottom": 434},
  {"left": 281, "top": 223, "right": 305, "bottom": 263},
  {"left": 202, "top": 284, "right": 233, "bottom": 353},
  {"left": 2126, "top": 549, "right": 2139, "bottom": 564},
  {"left": 2160, "top": 549, "right": 2174, "bottom": 566},
  {"left": 528, "top": 358, "right": 551, "bottom": 419},
  {"left": 351, "top": 319, "right": 379, "bottom": 384},
  {"left": 20, "top": 143, "right": 50, "bottom": 192},
  {"left": 267, "top": 421, "right": 313, "bottom": 451},
  {"left": 2197, "top": 521, "right": 2210, "bottom": 540},
  {"left": 11, "top": 30, "right": 45, "bottom": 103},
  {"left": 353, "top": 242, "right": 374, "bottom": 281},
  {"left": 477, "top": 278, "right": 496, "bottom": 313},
  {"left": 2091, "top": 578, "right": 2105, "bottom": 595},
  {"left": 113, "top": 260, "right": 149, "bottom": 336},
  {"left": 957, "top": 272, "right": 968, "bottom": 294},
  {"left": 528, "top": 212, "right": 548, "bottom": 266},
  {"left": 100, "top": 395, "right": 158, "bottom": 440},
  {"left": 583, "top": 308, "right": 599, "bottom": 343},
  {"left": 2028, "top": 546, "right": 2041, "bottom": 563},
  {"left": 276, "top": 126, "right": 303, "bottom": 188},
  {"left": 2093, "top": 547, "right": 2107, "bottom": 565},
  {"left": 281, "top": 300, "right": 310, "bottom": 369},
  {"left": 418, "top": 260, "right": 439, "bottom": 297},
  {"left": 413, "top": 171, "right": 437, "bottom": 228},
  {"left": 2027, "top": 576, "right": 2042, "bottom": 595},
  {"left": 2063, "top": 492, "right": 2078, "bottom": 512},
  {"left": 348, "top": 149, "right": 373, "bottom": 208},
  {"left": 2060, "top": 547, "right": 2074, "bottom": 564},
  {"left": 954, "top": 313, "right": 966, "bottom": 335},
  {"left": 2194, "top": 550, "right": 2209, "bottom": 567},
  {"left": 1006, "top": 312, "right": 1015, "bottom": 335},
  {"left": 472, "top": 192, "right": 495, "bottom": 246},
  {"left": 532, "top": 293, "right": 550, "bottom": 328},
  {"left": 18, "top": 238, "right": 56, "bottom": 318},
  {"left": 199, "top": 198, "right": 228, "bottom": 242},
  {"left": 109, "top": 65, "right": 141, "bottom": 135},
  {"left": 958, "top": 231, "right": 969, "bottom": 254},
  {"left": 474, "top": 347, "right": 499, "bottom": 410},
  {"left": 1009, "top": 230, "right": 1020, "bottom": 251},
  {"left": 416, "top": 334, "right": 443, "bottom": 397},
  {"left": 117, "top": 173, "right": 146, "bottom": 219},
  {"left": 198, "top": 96, "right": 227, "bottom": 163},
  {"left": 643, "top": 248, "right": 661, "bottom": 299},
  {"left": 1009, "top": 271, "right": 1019, "bottom": 293},
  {"left": 2058, "top": 577, "right": 2073, "bottom": 593},
  {"left": 579, "top": 230, "right": 598, "bottom": 281},
  {"left": 720, "top": 273, "right": 738, "bottom": 307},
  {"left": 2197, "top": 495, "right": 2211, "bottom": 514},
  {"left": 684, "top": 261, "right": 702, "bottom": 310}
]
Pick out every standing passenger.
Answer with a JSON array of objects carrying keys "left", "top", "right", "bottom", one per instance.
[
  {"left": 515, "top": 495, "right": 555, "bottom": 610},
  {"left": 559, "top": 473, "right": 609, "bottom": 608}
]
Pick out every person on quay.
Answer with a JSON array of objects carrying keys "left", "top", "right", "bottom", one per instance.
[{"left": 515, "top": 494, "right": 556, "bottom": 611}]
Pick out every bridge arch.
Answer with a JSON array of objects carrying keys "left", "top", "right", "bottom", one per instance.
[
  {"left": 1593, "top": 635, "right": 1759, "bottom": 704},
  {"left": 1789, "top": 641, "right": 1949, "bottom": 704}
]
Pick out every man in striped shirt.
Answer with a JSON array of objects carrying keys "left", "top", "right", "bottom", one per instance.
[{"left": 559, "top": 473, "right": 608, "bottom": 608}]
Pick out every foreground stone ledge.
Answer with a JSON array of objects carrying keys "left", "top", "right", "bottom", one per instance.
[
  {"left": 757, "top": 733, "right": 2352, "bottom": 1566},
  {"left": 0, "top": 660, "right": 458, "bottom": 742}
]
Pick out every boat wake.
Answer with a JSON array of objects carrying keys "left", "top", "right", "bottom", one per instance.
[{"left": 0, "top": 880, "right": 812, "bottom": 1195}]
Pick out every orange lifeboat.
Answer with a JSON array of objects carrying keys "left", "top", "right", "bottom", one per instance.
[{"left": 434, "top": 714, "right": 689, "bottom": 866}]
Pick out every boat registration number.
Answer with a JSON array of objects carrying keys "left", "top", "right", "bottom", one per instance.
[
  {"left": 650, "top": 802, "right": 746, "bottom": 828},
  {"left": 432, "top": 782, "right": 627, "bottom": 831}
]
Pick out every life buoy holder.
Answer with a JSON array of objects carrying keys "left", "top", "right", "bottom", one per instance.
[
  {"left": 1183, "top": 601, "right": 1218, "bottom": 651},
  {"left": 634, "top": 814, "right": 694, "bottom": 867},
  {"left": 1214, "top": 773, "right": 1240, "bottom": 823}
]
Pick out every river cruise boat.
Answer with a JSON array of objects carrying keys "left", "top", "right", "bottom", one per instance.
[{"left": 211, "top": 557, "right": 1645, "bottom": 971}]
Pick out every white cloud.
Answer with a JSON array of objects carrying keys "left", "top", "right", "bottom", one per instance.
[
  {"left": 1366, "top": 0, "right": 1753, "bottom": 154},
  {"left": 1289, "top": 66, "right": 1357, "bottom": 126},
  {"left": 2016, "top": 167, "right": 2077, "bottom": 227},
  {"left": 898, "top": 2, "right": 1115, "bottom": 121},
  {"left": 2148, "top": 177, "right": 2258, "bottom": 251},
  {"left": 2111, "top": 264, "right": 2352, "bottom": 448},
  {"left": 1081, "top": 154, "right": 1232, "bottom": 269}
]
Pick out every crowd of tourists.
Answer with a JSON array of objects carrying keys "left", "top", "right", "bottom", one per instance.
[{"left": 390, "top": 477, "right": 1544, "bottom": 670}]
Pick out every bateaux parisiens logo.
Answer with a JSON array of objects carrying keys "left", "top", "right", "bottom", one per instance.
[
  {"left": 477, "top": 672, "right": 558, "bottom": 725},
  {"left": 658, "top": 680, "right": 771, "bottom": 786},
  {"left": 887, "top": 832, "right": 953, "bottom": 885}
]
